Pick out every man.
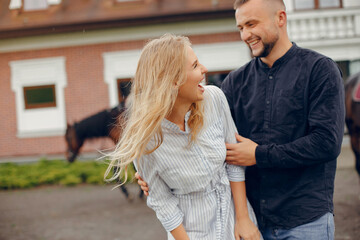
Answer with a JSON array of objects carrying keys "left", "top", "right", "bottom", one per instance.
[
  {"left": 137, "top": 0, "right": 345, "bottom": 239},
  {"left": 222, "top": 0, "right": 344, "bottom": 239}
]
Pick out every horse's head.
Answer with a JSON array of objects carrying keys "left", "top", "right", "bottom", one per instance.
[{"left": 65, "top": 123, "right": 82, "bottom": 163}]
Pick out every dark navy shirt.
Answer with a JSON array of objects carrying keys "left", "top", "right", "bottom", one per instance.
[{"left": 221, "top": 43, "right": 345, "bottom": 229}]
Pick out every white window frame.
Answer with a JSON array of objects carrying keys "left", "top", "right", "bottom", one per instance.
[
  {"left": 23, "top": 0, "right": 48, "bottom": 11},
  {"left": 103, "top": 49, "right": 141, "bottom": 107},
  {"left": 9, "top": 0, "right": 61, "bottom": 10},
  {"left": 293, "top": 0, "right": 342, "bottom": 10},
  {"left": 10, "top": 57, "right": 67, "bottom": 138}
]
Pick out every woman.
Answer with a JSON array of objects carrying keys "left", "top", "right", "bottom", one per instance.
[{"left": 105, "top": 34, "right": 261, "bottom": 240}]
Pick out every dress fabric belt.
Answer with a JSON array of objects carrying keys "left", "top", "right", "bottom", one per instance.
[{"left": 173, "top": 167, "right": 231, "bottom": 240}]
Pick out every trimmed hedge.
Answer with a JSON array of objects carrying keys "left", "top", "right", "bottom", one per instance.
[{"left": 0, "top": 159, "right": 135, "bottom": 190}]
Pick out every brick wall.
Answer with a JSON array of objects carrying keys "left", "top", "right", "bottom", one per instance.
[{"left": 0, "top": 31, "right": 240, "bottom": 159}]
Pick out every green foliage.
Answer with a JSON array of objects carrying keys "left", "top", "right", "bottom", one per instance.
[{"left": 0, "top": 159, "right": 135, "bottom": 190}]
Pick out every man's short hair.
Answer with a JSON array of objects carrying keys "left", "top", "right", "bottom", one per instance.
[
  {"left": 233, "top": 0, "right": 249, "bottom": 9},
  {"left": 233, "top": 0, "right": 285, "bottom": 10}
]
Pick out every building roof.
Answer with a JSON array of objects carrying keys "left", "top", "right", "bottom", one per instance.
[{"left": 0, "top": 0, "right": 235, "bottom": 39}]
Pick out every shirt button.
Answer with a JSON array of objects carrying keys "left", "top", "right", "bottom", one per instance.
[
  {"left": 269, "top": 76, "right": 273, "bottom": 79},
  {"left": 266, "top": 100, "right": 270, "bottom": 104},
  {"left": 261, "top": 199, "right": 266, "bottom": 204}
]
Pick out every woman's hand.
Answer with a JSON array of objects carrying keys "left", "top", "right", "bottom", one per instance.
[
  {"left": 135, "top": 172, "right": 149, "bottom": 196},
  {"left": 234, "top": 216, "right": 261, "bottom": 240}
]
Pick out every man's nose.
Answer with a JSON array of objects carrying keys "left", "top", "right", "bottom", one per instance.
[{"left": 241, "top": 28, "right": 251, "bottom": 42}]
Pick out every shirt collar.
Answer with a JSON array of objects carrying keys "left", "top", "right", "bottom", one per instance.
[
  {"left": 161, "top": 111, "right": 191, "bottom": 133},
  {"left": 257, "top": 42, "right": 297, "bottom": 69}
]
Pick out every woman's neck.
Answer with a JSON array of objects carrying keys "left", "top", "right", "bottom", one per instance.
[{"left": 166, "top": 102, "right": 191, "bottom": 131}]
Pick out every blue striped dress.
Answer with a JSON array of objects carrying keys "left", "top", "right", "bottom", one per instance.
[{"left": 135, "top": 86, "right": 258, "bottom": 240}]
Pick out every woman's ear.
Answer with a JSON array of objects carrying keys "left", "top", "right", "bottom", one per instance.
[{"left": 174, "top": 80, "right": 181, "bottom": 88}]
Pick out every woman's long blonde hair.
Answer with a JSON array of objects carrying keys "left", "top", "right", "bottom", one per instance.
[{"left": 104, "top": 34, "right": 204, "bottom": 184}]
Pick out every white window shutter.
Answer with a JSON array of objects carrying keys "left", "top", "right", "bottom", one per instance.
[
  {"left": 47, "top": 0, "right": 62, "bottom": 5},
  {"left": 23, "top": 0, "right": 48, "bottom": 11},
  {"left": 9, "top": 0, "right": 22, "bottom": 9}
]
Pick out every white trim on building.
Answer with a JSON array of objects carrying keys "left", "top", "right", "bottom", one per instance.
[
  {"left": 10, "top": 57, "right": 67, "bottom": 138},
  {"left": 103, "top": 49, "right": 141, "bottom": 107},
  {"left": 9, "top": 0, "right": 62, "bottom": 9},
  {"left": 0, "top": 19, "right": 237, "bottom": 53}
]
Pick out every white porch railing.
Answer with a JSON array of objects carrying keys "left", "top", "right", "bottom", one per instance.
[{"left": 287, "top": 8, "right": 360, "bottom": 42}]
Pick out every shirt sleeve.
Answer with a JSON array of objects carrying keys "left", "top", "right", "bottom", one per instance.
[
  {"left": 207, "top": 86, "right": 245, "bottom": 182},
  {"left": 256, "top": 58, "right": 345, "bottom": 168},
  {"left": 134, "top": 157, "right": 184, "bottom": 232}
]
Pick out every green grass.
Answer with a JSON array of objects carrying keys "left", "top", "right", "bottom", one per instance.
[{"left": 0, "top": 159, "right": 135, "bottom": 190}]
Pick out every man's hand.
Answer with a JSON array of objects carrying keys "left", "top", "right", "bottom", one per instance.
[
  {"left": 225, "top": 134, "right": 257, "bottom": 166},
  {"left": 135, "top": 172, "right": 149, "bottom": 196}
]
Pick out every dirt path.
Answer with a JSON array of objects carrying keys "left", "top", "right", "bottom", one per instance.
[
  {"left": 334, "top": 164, "right": 360, "bottom": 238},
  {"left": 0, "top": 184, "right": 166, "bottom": 240},
  {"left": 0, "top": 147, "right": 359, "bottom": 240}
]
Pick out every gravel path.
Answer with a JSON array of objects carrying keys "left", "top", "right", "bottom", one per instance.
[{"left": 0, "top": 147, "right": 359, "bottom": 240}]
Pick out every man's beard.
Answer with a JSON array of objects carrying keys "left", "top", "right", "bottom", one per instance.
[{"left": 249, "top": 39, "right": 277, "bottom": 58}]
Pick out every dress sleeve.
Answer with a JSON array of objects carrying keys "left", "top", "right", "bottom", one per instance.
[
  {"left": 207, "top": 86, "right": 246, "bottom": 182},
  {"left": 134, "top": 156, "right": 184, "bottom": 232}
]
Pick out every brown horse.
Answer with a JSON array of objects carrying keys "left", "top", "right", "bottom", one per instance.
[
  {"left": 65, "top": 103, "right": 143, "bottom": 200},
  {"left": 65, "top": 105, "right": 124, "bottom": 163},
  {"left": 345, "top": 72, "right": 360, "bottom": 177}
]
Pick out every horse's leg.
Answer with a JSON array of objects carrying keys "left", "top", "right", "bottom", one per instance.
[
  {"left": 113, "top": 166, "right": 134, "bottom": 201},
  {"left": 350, "top": 129, "right": 360, "bottom": 177},
  {"left": 120, "top": 183, "right": 134, "bottom": 202},
  {"left": 65, "top": 124, "right": 82, "bottom": 163},
  {"left": 353, "top": 132, "right": 360, "bottom": 177},
  {"left": 119, "top": 184, "right": 131, "bottom": 199},
  {"left": 355, "top": 151, "right": 360, "bottom": 177}
]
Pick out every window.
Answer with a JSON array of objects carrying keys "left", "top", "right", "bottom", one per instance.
[
  {"left": 349, "top": 60, "right": 360, "bottom": 77},
  {"left": 319, "top": 0, "right": 341, "bottom": 8},
  {"left": 293, "top": 0, "right": 342, "bottom": 10},
  {"left": 10, "top": 57, "right": 67, "bottom": 138},
  {"left": 103, "top": 49, "right": 141, "bottom": 107},
  {"left": 333, "top": 60, "right": 360, "bottom": 82},
  {"left": 294, "top": 0, "right": 314, "bottom": 10},
  {"left": 23, "top": 0, "right": 48, "bottom": 11},
  {"left": 336, "top": 61, "right": 350, "bottom": 82},
  {"left": 117, "top": 79, "right": 132, "bottom": 103},
  {"left": 23, "top": 85, "right": 56, "bottom": 109}
]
